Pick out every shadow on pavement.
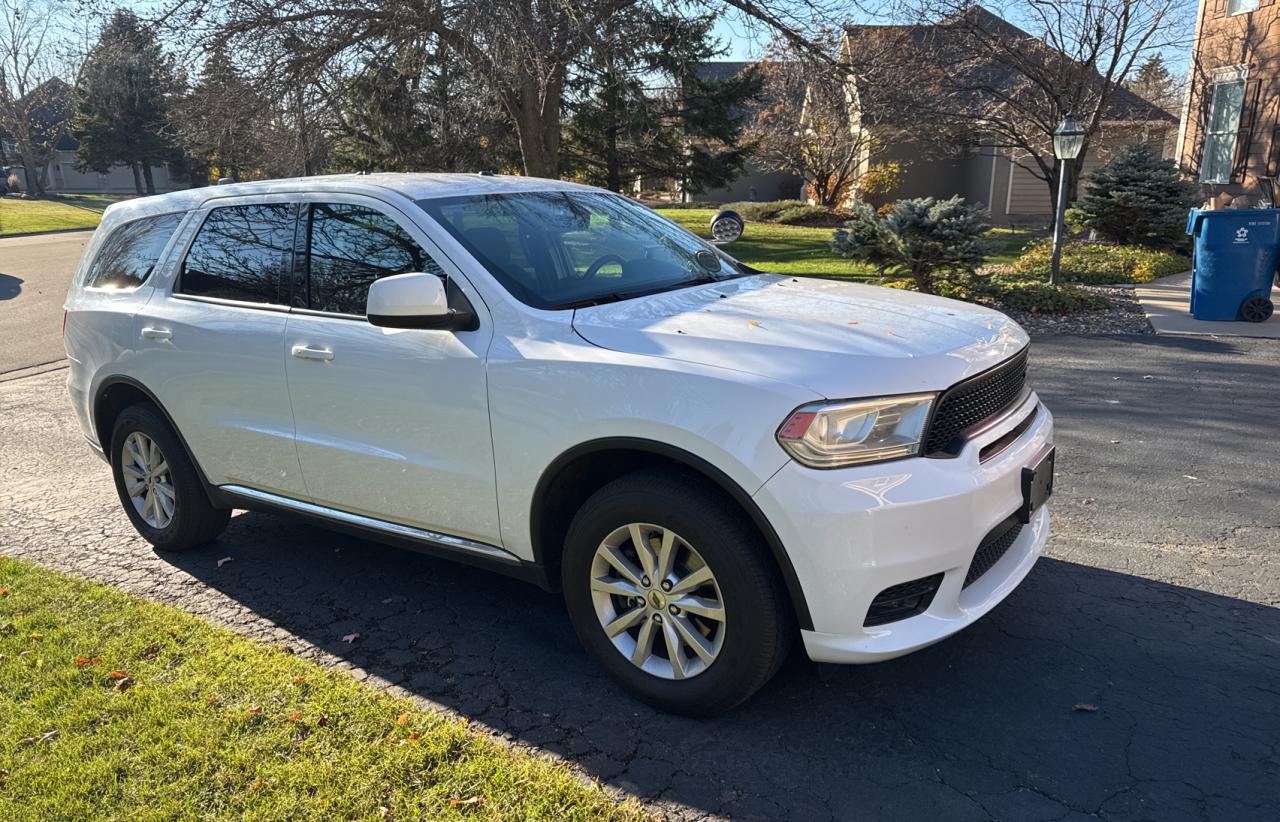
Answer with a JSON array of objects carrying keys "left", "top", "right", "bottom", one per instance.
[
  {"left": 166, "top": 516, "right": 1280, "bottom": 821},
  {"left": 0, "top": 273, "right": 22, "bottom": 300}
]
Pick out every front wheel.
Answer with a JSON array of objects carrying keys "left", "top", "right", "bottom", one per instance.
[{"left": 561, "top": 471, "right": 792, "bottom": 715}]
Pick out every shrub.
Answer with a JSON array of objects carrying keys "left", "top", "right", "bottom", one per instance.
[
  {"left": 978, "top": 278, "right": 1112, "bottom": 314},
  {"left": 724, "top": 199, "right": 808, "bottom": 221},
  {"left": 776, "top": 204, "right": 836, "bottom": 225},
  {"left": 6, "top": 173, "right": 19, "bottom": 193},
  {"left": 1072, "top": 145, "right": 1200, "bottom": 248},
  {"left": 831, "top": 196, "right": 988, "bottom": 294},
  {"left": 1010, "top": 238, "right": 1186, "bottom": 284},
  {"left": 857, "top": 161, "right": 904, "bottom": 209}
]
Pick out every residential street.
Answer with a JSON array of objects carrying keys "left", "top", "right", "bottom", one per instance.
[
  {"left": 0, "top": 231, "right": 92, "bottom": 375},
  {"left": 1, "top": 334, "right": 1277, "bottom": 821}
]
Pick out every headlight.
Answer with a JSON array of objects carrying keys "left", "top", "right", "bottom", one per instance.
[{"left": 776, "top": 393, "right": 936, "bottom": 468}]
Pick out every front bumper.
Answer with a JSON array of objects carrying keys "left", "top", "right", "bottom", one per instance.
[{"left": 754, "top": 392, "right": 1053, "bottom": 664}]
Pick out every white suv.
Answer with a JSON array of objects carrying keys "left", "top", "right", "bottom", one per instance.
[{"left": 64, "top": 174, "right": 1054, "bottom": 714}]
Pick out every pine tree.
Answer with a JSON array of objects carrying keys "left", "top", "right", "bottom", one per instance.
[
  {"left": 70, "top": 10, "right": 182, "bottom": 195},
  {"left": 1073, "top": 144, "right": 1200, "bottom": 248},
  {"left": 562, "top": 10, "right": 760, "bottom": 194},
  {"left": 1129, "top": 54, "right": 1179, "bottom": 114}
]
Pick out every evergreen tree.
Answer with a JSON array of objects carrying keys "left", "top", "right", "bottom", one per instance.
[
  {"left": 1073, "top": 144, "right": 1199, "bottom": 248},
  {"left": 1129, "top": 54, "right": 1179, "bottom": 114},
  {"left": 70, "top": 10, "right": 182, "bottom": 195},
  {"left": 562, "top": 10, "right": 760, "bottom": 194}
]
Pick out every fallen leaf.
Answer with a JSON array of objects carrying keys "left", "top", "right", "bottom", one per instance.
[
  {"left": 108, "top": 670, "right": 130, "bottom": 680},
  {"left": 217, "top": 557, "right": 233, "bottom": 568},
  {"left": 249, "top": 777, "right": 263, "bottom": 791},
  {"left": 29, "top": 632, "right": 42, "bottom": 638},
  {"left": 1073, "top": 703, "right": 1099, "bottom": 712},
  {"left": 396, "top": 712, "right": 410, "bottom": 725},
  {"left": 0, "top": 587, "right": 8, "bottom": 597},
  {"left": 73, "top": 655, "right": 102, "bottom": 667},
  {"left": 244, "top": 706, "right": 262, "bottom": 718},
  {"left": 205, "top": 695, "right": 219, "bottom": 705},
  {"left": 342, "top": 633, "right": 359, "bottom": 644},
  {"left": 287, "top": 711, "right": 302, "bottom": 722},
  {"left": 450, "top": 797, "right": 485, "bottom": 808},
  {"left": 17, "top": 730, "right": 58, "bottom": 747},
  {"left": 290, "top": 675, "right": 305, "bottom": 686},
  {"left": 166, "top": 628, "right": 179, "bottom": 638}
]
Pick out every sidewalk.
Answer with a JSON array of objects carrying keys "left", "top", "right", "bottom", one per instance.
[{"left": 1135, "top": 271, "right": 1280, "bottom": 338}]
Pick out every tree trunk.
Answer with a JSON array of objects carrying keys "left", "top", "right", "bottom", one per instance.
[
  {"left": 19, "top": 152, "right": 44, "bottom": 197},
  {"left": 142, "top": 163, "right": 156, "bottom": 195},
  {"left": 511, "top": 73, "right": 563, "bottom": 179},
  {"left": 131, "top": 163, "right": 145, "bottom": 196}
]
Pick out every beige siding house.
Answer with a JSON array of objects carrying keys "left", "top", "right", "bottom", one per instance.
[{"left": 836, "top": 9, "right": 1176, "bottom": 224}]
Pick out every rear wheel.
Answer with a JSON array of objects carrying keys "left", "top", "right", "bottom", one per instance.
[
  {"left": 110, "top": 403, "right": 230, "bottom": 551},
  {"left": 1241, "top": 295, "right": 1274, "bottom": 323},
  {"left": 562, "top": 471, "right": 792, "bottom": 715}
]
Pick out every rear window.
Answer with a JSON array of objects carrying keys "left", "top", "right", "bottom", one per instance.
[
  {"left": 179, "top": 204, "right": 295, "bottom": 305},
  {"left": 83, "top": 213, "right": 182, "bottom": 289}
]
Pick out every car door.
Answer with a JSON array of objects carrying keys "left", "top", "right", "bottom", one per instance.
[
  {"left": 283, "top": 195, "right": 500, "bottom": 545},
  {"left": 135, "top": 197, "right": 307, "bottom": 497}
]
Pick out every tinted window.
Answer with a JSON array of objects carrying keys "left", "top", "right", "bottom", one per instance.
[
  {"left": 84, "top": 213, "right": 182, "bottom": 289},
  {"left": 418, "top": 192, "right": 741, "bottom": 310},
  {"left": 180, "top": 204, "right": 295, "bottom": 304},
  {"left": 304, "top": 203, "right": 442, "bottom": 315}
]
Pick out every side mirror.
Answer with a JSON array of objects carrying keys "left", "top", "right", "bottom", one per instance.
[{"left": 367, "top": 272, "right": 477, "bottom": 331}]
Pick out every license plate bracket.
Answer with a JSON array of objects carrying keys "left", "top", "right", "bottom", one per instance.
[{"left": 1018, "top": 446, "right": 1055, "bottom": 524}]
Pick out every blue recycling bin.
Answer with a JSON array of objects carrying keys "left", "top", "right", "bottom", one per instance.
[{"left": 1186, "top": 209, "right": 1279, "bottom": 322}]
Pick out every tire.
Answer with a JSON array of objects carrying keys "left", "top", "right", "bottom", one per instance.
[
  {"left": 561, "top": 470, "right": 793, "bottom": 715},
  {"left": 1240, "top": 295, "right": 1273, "bottom": 323},
  {"left": 109, "top": 402, "right": 230, "bottom": 551}
]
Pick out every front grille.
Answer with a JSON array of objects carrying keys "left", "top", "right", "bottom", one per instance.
[
  {"left": 963, "top": 519, "right": 1023, "bottom": 588},
  {"left": 925, "top": 347, "right": 1029, "bottom": 455},
  {"left": 864, "top": 573, "right": 944, "bottom": 627}
]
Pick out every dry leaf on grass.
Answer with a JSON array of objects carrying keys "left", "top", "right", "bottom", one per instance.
[
  {"left": 73, "top": 655, "right": 102, "bottom": 667},
  {"left": 395, "top": 713, "right": 410, "bottom": 726},
  {"left": 249, "top": 777, "right": 263, "bottom": 791},
  {"left": 108, "top": 670, "right": 130, "bottom": 680},
  {"left": 450, "top": 797, "right": 485, "bottom": 808}
]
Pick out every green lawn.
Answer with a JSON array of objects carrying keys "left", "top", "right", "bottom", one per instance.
[
  {"left": 0, "top": 557, "right": 641, "bottom": 822},
  {"left": 53, "top": 193, "right": 134, "bottom": 212},
  {"left": 0, "top": 198, "right": 104, "bottom": 236},
  {"left": 657, "top": 208, "right": 1042, "bottom": 279}
]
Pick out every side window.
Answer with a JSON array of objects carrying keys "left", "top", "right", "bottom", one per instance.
[
  {"left": 305, "top": 203, "right": 444, "bottom": 315},
  {"left": 180, "top": 204, "right": 295, "bottom": 304},
  {"left": 84, "top": 213, "right": 182, "bottom": 289}
]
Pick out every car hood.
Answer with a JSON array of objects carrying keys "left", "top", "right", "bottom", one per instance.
[{"left": 571, "top": 274, "right": 1029, "bottom": 398}]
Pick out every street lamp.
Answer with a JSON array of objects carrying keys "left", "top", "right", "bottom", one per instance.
[{"left": 1049, "top": 114, "right": 1085, "bottom": 285}]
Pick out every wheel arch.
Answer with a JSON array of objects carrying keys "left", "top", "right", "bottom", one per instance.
[
  {"left": 531, "top": 437, "right": 814, "bottom": 630},
  {"left": 92, "top": 376, "right": 222, "bottom": 505}
]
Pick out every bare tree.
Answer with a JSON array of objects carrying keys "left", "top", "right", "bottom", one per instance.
[
  {"left": 159, "top": 0, "right": 864, "bottom": 179},
  {"left": 0, "top": 0, "right": 64, "bottom": 196},
  {"left": 901, "top": 0, "right": 1191, "bottom": 213}
]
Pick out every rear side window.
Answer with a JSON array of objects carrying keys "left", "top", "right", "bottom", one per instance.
[
  {"left": 84, "top": 213, "right": 182, "bottom": 289},
  {"left": 180, "top": 204, "right": 295, "bottom": 304},
  {"left": 304, "top": 203, "right": 443, "bottom": 315}
]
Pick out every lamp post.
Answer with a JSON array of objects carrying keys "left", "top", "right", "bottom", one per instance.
[{"left": 1049, "top": 115, "right": 1085, "bottom": 285}]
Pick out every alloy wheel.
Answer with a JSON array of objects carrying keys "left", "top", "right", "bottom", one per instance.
[
  {"left": 121, "top": 431, "right": 175, "bottom": 529},
  {"left": 589, "top": 523, "right": 726, "bottom": 680}
]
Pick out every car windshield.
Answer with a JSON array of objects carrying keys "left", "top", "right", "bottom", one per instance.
[{"left": 417, "top": 191, "right": 746, "bottom": 310}]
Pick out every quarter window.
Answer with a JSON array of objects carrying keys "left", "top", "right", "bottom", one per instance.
[
  {"left": 303, "top": 203, "right": 442, "bottom": 315},
  {"left": 1201, "top": 73, "right": 1246, "bottom": 183},
  {"left": 84, "top": 213, "right": 182, "bottom": 289},
  {"left": 180, "top": 204, "right": 295, "bottom": 304}
]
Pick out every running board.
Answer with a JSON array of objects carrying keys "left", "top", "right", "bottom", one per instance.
[{"left": 219, "top": 485, "right": 521, "bottom": 565}]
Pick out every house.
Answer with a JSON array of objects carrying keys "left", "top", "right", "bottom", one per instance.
[
  {"left": 837, "top": 8, "right": 1176, "bottom": 223},
  {"left": 1, "top": 78, "right": 179, "bottom": 195},
  {"left": 1177, "top": 0, "right": 1280, "bottom": 207}
]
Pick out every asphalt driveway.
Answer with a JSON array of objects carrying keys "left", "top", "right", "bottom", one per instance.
[
  {"left": 2, "top": 334, "right": 1277, "bottom": 821},
  {"left": 0, "top": 231, "right": 92, "bottom": 375}
]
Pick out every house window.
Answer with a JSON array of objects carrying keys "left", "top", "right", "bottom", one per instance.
[
  {"left": 1228, "top": 0, "right": 1259, "bottom": 15},
  {"left": 1201, "top": 72, "right": 1247, "bottom": 183}
]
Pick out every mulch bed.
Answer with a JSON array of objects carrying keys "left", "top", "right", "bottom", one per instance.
[{"left": 998, "top": 285, "right": 1154, "bottom": 336}]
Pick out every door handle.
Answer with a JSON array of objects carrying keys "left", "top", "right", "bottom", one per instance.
[
  {"left": 291, "top": 344, "right": 334, "bottom": 362},
  {"left": 140, "top": 327, "right": 171, "bottom": 341}
]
